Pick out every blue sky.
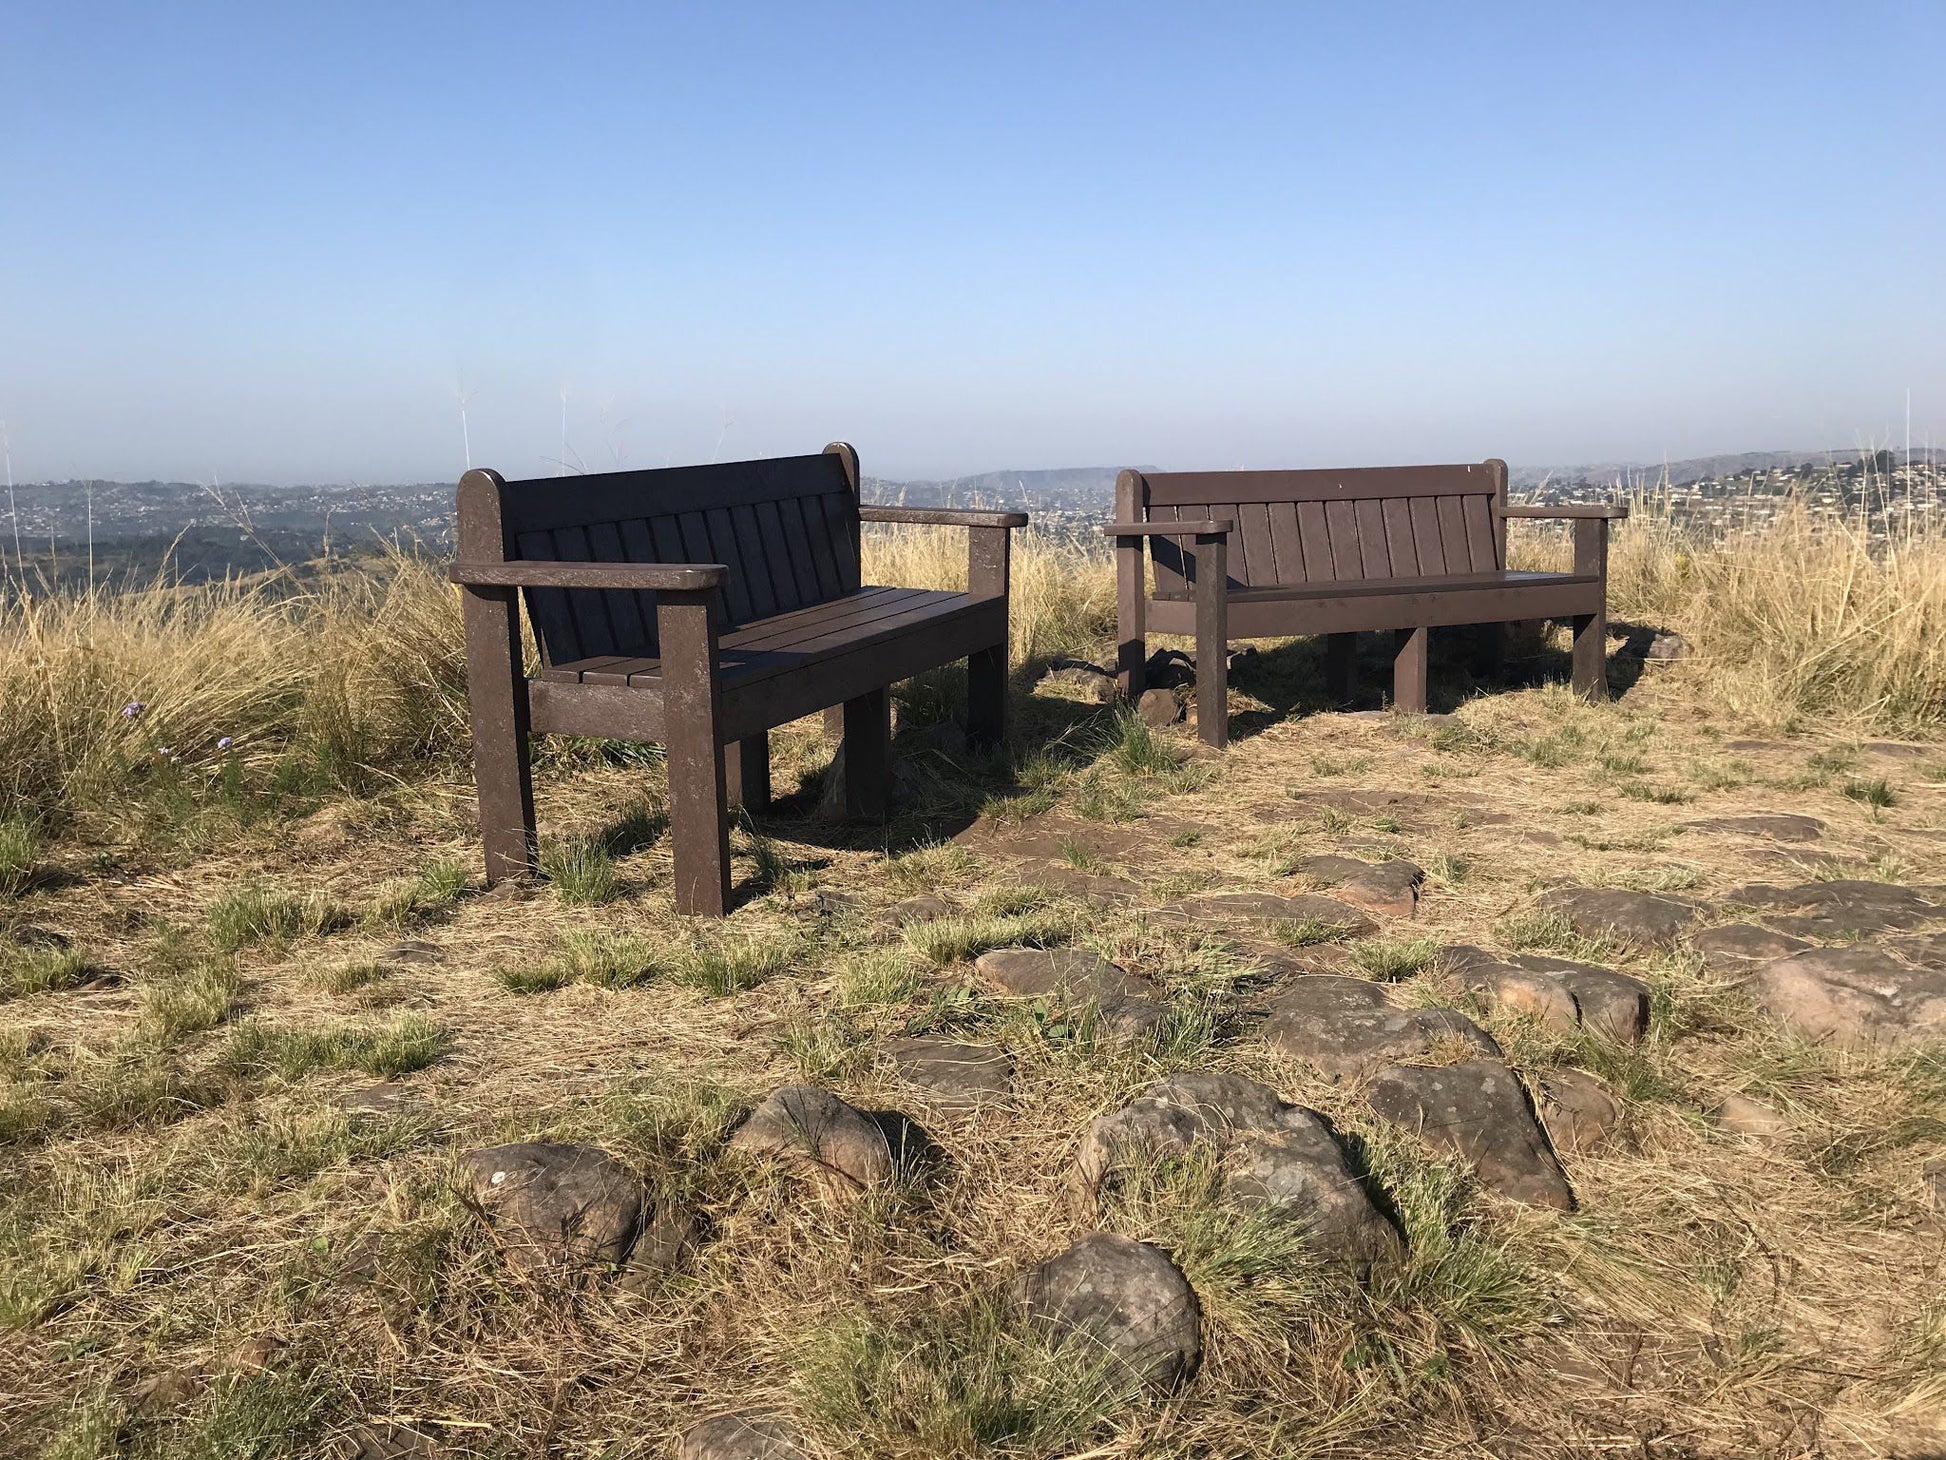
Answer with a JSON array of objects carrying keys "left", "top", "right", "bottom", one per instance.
[{"left": 3, "top": 2, "right": 1941, "bottom": 484}]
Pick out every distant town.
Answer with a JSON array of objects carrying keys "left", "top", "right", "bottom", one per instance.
[{"left": 1, "top": 447, "right": 1940, "bottom": 589}]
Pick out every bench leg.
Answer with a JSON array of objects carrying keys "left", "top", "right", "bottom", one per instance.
[
  {"left": 725, "top": 733, "right": 770, "bottom": 814},
  {"left": 842, "top": 687, "right": 891, "bottom": 821},
  {"left": 1393, "top": 626, "right": 1429, "bottom": 714},
  {"left": 967, "top": 643, "right": 1007, "bottom": 748},
  {"left": 659, "top": 591, "right": 730, "bottom": 917},
  {"left": 1325, "top": 633, "right": 1356, "bottom": 706},
  {"left": 461, "top": 586, "right": 537, "bottom": 885},
  {"left": 1571, "top": 611, "right": 1608, "bottom": 700}
]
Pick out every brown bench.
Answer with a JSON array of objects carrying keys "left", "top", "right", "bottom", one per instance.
[
  {"left": 1106, "top": 459, "right": 1625, "bottom": 746},
  {"left": 450, "top": 443, "right": 1026, "bottom": 914}
]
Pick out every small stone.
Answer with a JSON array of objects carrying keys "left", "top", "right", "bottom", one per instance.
[
  {"left": 1692, "top": 922, "right": 1812, "bottom": 974},
  {"left": 1365, "top": 1059, "right": 1573, "bottom": 1209},
  {"left": 730, "top": 1085, "right": 899, "bottom": 1190},
  {"left": 1685, "top": 814, "right": 1825, "bottom": 843},
  {"left": 1038, "top": 660, "right": 1120, "bottom": 704},
  {"left": 1537, "top": 887, "right": 1701, "bottom": 947},
  {"left": 1749, "top": 945, "right": 1946, "bottom": 1048},
  {"left": 1292, "top": 855, "right": 1425, "bottom": 918},
  {"left": 1137, "top": 688, "right": 1184, "bottom": 728},
  {"left": 885, "top": 893, "right": 957, "bottom": 927},
  {"left": 1535, "top": 1068, "right": 1621, "bottom": 1154},
  {"left": 1075, "top": 1072, "right": 1399, "bottom": 1269},
  {"left": 1152, "top": 890, "right": 1377, "bottom": 936},
  {"left": 813, "top": 890, "right": 864, "bottom": 917},
  {"left": 879, "top": 1037, "right": 1013, "bottom": 1111},
  {"left": 461, "top": 1143, "right": 649, "bottom": 1275},
  {"left": 347, "top": 1424, "right": 438, "bottom": 1460},
  {"left": 1260, "top": 977, "right": 1499, "bottom": 1080},
  {"left": 1864, "top": 741, "right": 1931, "bottom": 762},
  {"left": 1713, "top": 1093, "right": 1788, "bottom": 1138},
  {"left": 1612, "top": 624, "right": 1690, "bottom": 661},
  {"left": 1012, "top": 1233, "right": 1202, "bottom": 1391},
  {"left": 337, "top": 1082, "right": 425, "bottom": 1126},
  {"left": 677, "top": 1413, "right": 807, "bottom": 1460},
  {"left": 1023, "top": 867, "right": 1141, "bottom": 907},
  {"left": 974, "top": 946, "right": 1169, "bottom": 1039},
  {"left": 374, "top": 940, "right": 443, "bottom": 966}
]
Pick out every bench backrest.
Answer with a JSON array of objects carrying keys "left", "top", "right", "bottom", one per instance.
[
  {"left": 1119, "top": 460, "right": 1508, "bottom": 596},
  {"left": 457, "top": 443, "right": 862, "bottom": 667}
]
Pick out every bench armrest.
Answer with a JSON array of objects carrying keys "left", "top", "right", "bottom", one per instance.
[
  {"left": 860, "top": 505, "right": 1030, "bottom": 529},
  {"left": 1498, "top": 504, "right": 1629, "bottom": 521},
  {"left": 449, "top": 560, "right": 729, "bottom": 592},
  {"left": 1101, "top": 518, "right": 1234, "bottom": 538}
]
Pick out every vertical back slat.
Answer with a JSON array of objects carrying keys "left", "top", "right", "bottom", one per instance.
[
  {"left": 702, "top": 506, "right": 753, "bottom": 624},
  {"left": 730, "top": 503, "right": 778, "bottom": 620},
  {"left": 1150, "top": 501, "right": 1189, "bottom": 598},
  {"left": 820, "top": 492, "right": 862, "bottom": 593},
  {"left": 553, "top": 526, "right": 620, "bottom": 659},
  {"left": 515, "top": 528, "right": 583, "bottom": 666},
  {"left": 617, "top": 518, "right": 663, "bottom": 653},
  {"left": 753, "top": 500, "right": 805, "bottom": 613},
  {"left": 1353, "top": 499, "right": 1390, "bottom": 578},
  {"left": 1461, "top": 495, "right": 1497, "bottom": 572},
  {"left": 1409, "top": 498, "right": 1448, "bottom": 575},
  {"left": 1324, "top": 500, "right": 1363, "bottom": 579},
  {"left": 1436, "top": 497, "right": 1469, "bottom": 573},
  {"left": 1296, "top": 501, "right": 1333, "bottom": 580},
  {"left": 585, "top": 521, "right": 649, "bottom": 650},
  {"left": 1237, "top": 503, "right": 1273, "bottom": 587},
  {"left": 1268, "top": 502, "right": 1303, "bottom": 583},
  {"left": 1381, "top": 498, "right": 1420, "bottom": 578}
]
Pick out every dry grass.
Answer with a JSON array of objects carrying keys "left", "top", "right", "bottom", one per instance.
[{"left": 2, "top": 508, "right": 1945, "bottom": 1457}]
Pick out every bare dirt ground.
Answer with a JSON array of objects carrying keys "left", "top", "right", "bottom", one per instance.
[{"left": 5, "top": 639, "right": 1945, "bottom": 1459}]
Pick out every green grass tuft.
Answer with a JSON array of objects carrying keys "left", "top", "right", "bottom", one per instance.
[{"left": 538, "top": 834, "right": 620, "bottom": 904}]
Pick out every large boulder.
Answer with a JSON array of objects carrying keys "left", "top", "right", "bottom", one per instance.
[
  {"left": 1261, "top": 976, "right": 1499, "bottom": 1080},
  {"left": 1151, "top": 891, "right": 1378, "bottom": 936},
  {"left": 1075, "top": 1071, "right": 1399, "bottom": 1270},
  {"left": 1537, "top": 887, "right": 1700, "bottom": 947},
  {"left": 1011, "top": 1233, "right": 1202, "bottom": 1391},
  {"left": 729, "top": 1085, "right": 899, "bottom": 1191},
  {"left": 1365, "top": 1059, "right": 1574, "bottom": 1210},
  {"left": 677, "top": 1412, "right": 806, "bottom": 1460},
  {"left": 1685, "top": 814, "right": 1825, "bottom": 843},
  {"left": 460, "top": 1142, "right": 650, "bottom": 1275},
  {"left": 1726, "top": 880, "right": 1946, "bottom": 941},
  {"left": 974, "top": 947, "right": 1169, "bottom": 1039},
  {"left": 1291, "top": 855, "right": 1425, "bottom": 919},
  {"left": 1749, "top": 945, "right": 1946, "bottom": 1049},
  {"left": 1692, "top": 923, "right": 1812, "bottom": 975},
  {"left": 878, "top": 1037, "right": 1013, "bottom": 1112},
  {"left": 1442, "top": 946, "right": 1651, "bottom": 1043}
]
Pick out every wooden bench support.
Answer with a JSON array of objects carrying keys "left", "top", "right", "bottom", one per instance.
[
  {"left": 461, "top": 584, "right": 538, "bottom": 883},
  {"left": 842, "top": 687, "right": 891, "bottom": 821},
  {"left": 1194, "top": 529, "right": 1229, "bottom": 748},
  {"left": 1571, "top": 516, "right": 1610, "bottom": 700},
  {"left": 726, "top": 734, "right": 770, "bottom": 814},
  {"left": 1393, "top": 626, "right": 1429, "bottom": 714},
  {"left": 660, "top": 589, "right": 731, "bottom": 917}
]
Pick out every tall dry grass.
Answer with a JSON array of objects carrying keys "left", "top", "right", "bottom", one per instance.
[{"left": 1, "top": 507, "right": 1938, "bottom": 830}]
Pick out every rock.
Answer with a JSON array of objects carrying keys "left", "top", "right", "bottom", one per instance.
[
  {"left": 6, "top": 924, "right": 70, "bottom": 950},
  {"left": 813, "top": 890, "right": 864, "bottom": 917},
  {"left": 677, "top": 1413, "right": 807, "bottom": 1460},
  {"left": 1922, "top": 1157, "right": 1946, "bottom": 1216},
  {"left": 1152, "top": 890, "right": 1377, "bottom": 936},
  {"left": 1365, "top": 1059, "right": 1574, "bottom": 1210},
  {"left": 374, "top": 940, "right": 443, "bottom": 966},
  {"left": 1713, "top": 1093, "right": 1788, "bottom": 1138},
  {"left": 1535, "top": 1068, "right": 1621, "bottom": 1154},
  {"left": 1692, "top": 922, "right": 1812, "bottom": 974},
  {"left": 1864, "top": 741, "right": 1932, "bottom": 762},
  {"left": 1145, "top": 648, "right": 1197, "bottom": 689},
  {"left": 730, "top": 1085, "right": 898, "bottom": 1189},
  {"left": 1136, "top": 688, "right": 1184, "bottom": 728},
  {"left": 879, "top": 1036, "right": 1013, "bottom": 1111},
  {"left": 1442, "top": 946, "right": 1650, "bottom": 1042},
  {"left": 885, "top": 893, "right": 957, "bottom": 927},
  {"left": 346, "top": 1424, "right": 438, "bottom": 1460},
  {"left": 1260, "top": 977, "right": 1499, "bottom": 1080},
  {"left": 1725, "top": 880, "right": 1946, "bottom": 940},
  {"left": 1038, "top": 660, "right": 1119, "bottom": 704},
  {"left": 1685, "top": 814, "right": 1825, "bottom": 843},
  {"left": 1611, "top": 624, "right": 1690, "bottom": 662},
  {"left": 1749, "top": 944, "right": 1946, "bottom": 1048},
  {"left": 1885, "top": 931, "right": 1946, "bottom": 970},
  {"left": 617, "top": 1203, "right": 702, "bottom": 1290},
  {"left": 974, "top": 946, "right": 1170, "bottom": 1039},
  {"left": 1023, "top": 867, "right": 1141, "bottom": 907},
  {"left": 1292, "top": 855, "right": 1425, "bottom": 918},
  {"left": 1075, "top": 1072, "right": 1398, "bottom": 1269},
  {"left": 460, "top": 1142, "right": 647, "bottom": 1274},
  {"left": 1537, "top": 887, "right": 1700, "bottom": 947},
  {"left": 1011, "top": 1233, "right": 1202, "bottom": 1390}
]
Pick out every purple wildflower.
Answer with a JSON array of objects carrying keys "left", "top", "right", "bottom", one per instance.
[
  {"left": 122, "top": 701, "right": 146, "bottom": 719},
  {"left": 217, "top": 737, "right": 234, "bottom": 751}
]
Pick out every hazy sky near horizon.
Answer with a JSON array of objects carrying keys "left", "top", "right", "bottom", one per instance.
[{"left": 3, "top": 2, "right": 1942, "bottom": 485}]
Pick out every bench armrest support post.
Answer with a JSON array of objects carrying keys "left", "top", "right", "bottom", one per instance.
[
  {"left": 656, "top": 589, "right": 730, "bottom": 915},
  {"left": 461, "top": 584, "right": 537, "bottom": 884},
  {"left": 1193, "top": 529, "right": 1230, "bottom": 748}
]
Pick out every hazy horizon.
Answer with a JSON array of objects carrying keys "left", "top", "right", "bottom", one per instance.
[{"left": 4, "top": 3, "right": 1942, "bottom": 486}]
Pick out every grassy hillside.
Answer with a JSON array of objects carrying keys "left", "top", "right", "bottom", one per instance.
[{"left": 2, "top": 507, "right": 1944, "bottom": 1458}]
